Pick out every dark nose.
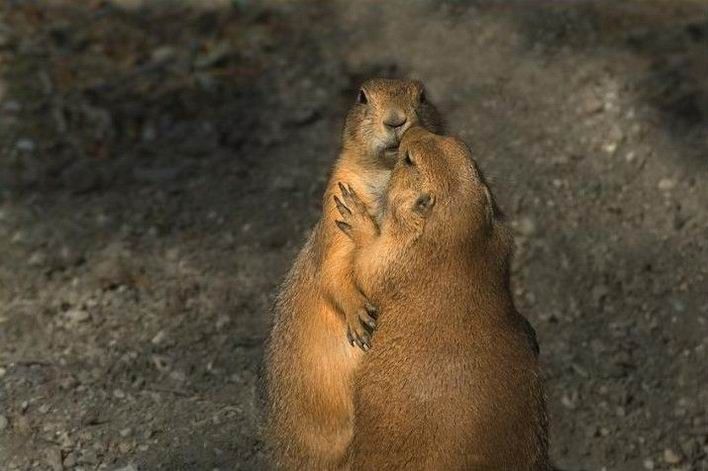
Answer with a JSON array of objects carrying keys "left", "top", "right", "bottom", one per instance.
[{"left": 383, "top": 109, "right": 407, "bottom": 129}]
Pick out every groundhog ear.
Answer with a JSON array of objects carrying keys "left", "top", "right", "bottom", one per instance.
[{"left": 413, "top": 193, "right": 435, "bottom": 216}]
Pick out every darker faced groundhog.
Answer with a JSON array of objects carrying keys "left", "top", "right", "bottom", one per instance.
[
  {"left": 262, "top": 80, "right": 443, "bottom": 470},
  {"left": 334, "top": 127, "right": 550, "bottom": 471}
]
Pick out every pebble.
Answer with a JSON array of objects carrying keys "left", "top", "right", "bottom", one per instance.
[
  {"left": 0, "top": 415, "right": 8, "bottom": 430},
  {"left": 113, "top": 389, "right": 126, "bottom": 399},
  {"left": 643, "top": 458, "right": 655, "bottom": 469},
  {"left": 515, "top": 216, "right": 537, "bottom": 237},
  {"left": 151, "top": 330, "right": 168, "bottom": 345},
  {"left": 44, "top": 447, "right": 63, "bottom": 471},
  {"left": 119, "top": 427, "right": 132, "bottom": 438},
  {"left": 66, "top": 309, "right": 90, "bottom": 323},
  {"left": 0, "top": 366, "right": 6, "bottom": 378},
  {"left": 658, "top": 178, "right": 677, "bottom": 191},
  {"left": 15, "top": 138, "right": 36, "bottom": 152},
  {"left": 151, "top": 46, "right": 177, "bottom": 63},
  {"left": 114, "top": 464, "right": 138, "bottom": 471},
  {"left": 582, "top": 94, "right": 604, "bottom": 114},
  {"left": 62, "top": 452, "right": 77, "bottom": 468},
  {"left": 27, "top": 251, "right": 47, "bottom": 267},
  {"left": 602, "top": 141, "right": 618, "bottom": 155},
  {"left": 664, "top": 448, "right": 682, "bottom": 464}
]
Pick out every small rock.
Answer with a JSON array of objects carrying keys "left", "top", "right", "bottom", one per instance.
[
  {"left": 151, "top": 46, "right": 177, "bottom": 63},
  {"left": 118, "top": 441, "right": 133, "bottom": 454},
  {"left": 0, "top": 366, "right": 6, "bottom": 378},
  {"left": 658, "top": 178, "right": 677, "bottom": 191},
  {"left": 15, "top": 138, "right": 35, "bottom": 152},
  {"left": 151, "top": 330, "right": 168, "bottom": 345},
  {"left": 79, "top": 448, "right": 98, "bottom": 464},
  {"left": 0, "top": 415, "right": 8, "bottom": 430},
  {"left": 114, "top": 464, "right": 138, "bottom": 471},
  {"left": 21, "top": 401, "right": 29, "bottom": 412},
  {"left": 27, "top": 251, "right": 47, "bottom": 267},
  {"left": 39, "top": 404, "right": 50, "bottom": 414},
  {"left": 93, "top": 248, "right": 132, "bottom": 289},
  {"left": 65, "top": 309, "right": 90, "bottom": 323},
  {"left": 113, "top": 389, "right": 126, "bottom": 399},
  {"left": 664, "top": 448, "right": 682, "bottom": 464},
  {"left": 194, "top": 41, "right": 232, "bottom": 69},
  {"left": 582, "top": 95, "right": 604, "bottom": 114},
  {"left": 119, "top": 427, "right": 132, "bottom": 438},
  {"left": 44, "top": 447, "right": 62, "bottom": 471},
  {"left": 561, "top": 393, "right": 577, "bottom": 410},
  {"left": 515, "top": 216, "right": 537, "bottom": 237},
  {"left": 62, "top": 452, "right": 77, "bottom": 468},
  {"left": 602, "top": 141, "right": 618, "bottom": 155},
  {"left": 643, "top": 458, "right": 655, "bottom": 470}
]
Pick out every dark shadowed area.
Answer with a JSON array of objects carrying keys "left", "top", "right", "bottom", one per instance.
[{"left": 0, "top": 1, "right": 707, "bottom": 470}]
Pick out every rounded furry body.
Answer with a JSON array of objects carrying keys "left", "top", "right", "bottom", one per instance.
[
  {"left": 335, "top": 128, "right": 549, "bottom": 471},
  {"left": 262, "top": 80, "right": 442, "bottom": 470}
]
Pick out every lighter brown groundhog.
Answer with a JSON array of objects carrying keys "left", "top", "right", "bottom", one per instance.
[
  {"left": 263, "top": 79, "right": 442, "bottom": 470},
  {"left": 334, "top": 127, "right": 549, "bottom": 471}
]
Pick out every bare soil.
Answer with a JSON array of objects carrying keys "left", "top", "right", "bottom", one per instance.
[{"left": 1, "top": 1, "right": 707, "bottom": 470}]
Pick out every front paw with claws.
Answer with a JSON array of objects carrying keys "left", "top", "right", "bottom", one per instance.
[
  {"left": 333, "top": 182, "right": 379, "bottom": 245},
  {"left": 346, "top": 302, "right": 378, "bottom": 351}
]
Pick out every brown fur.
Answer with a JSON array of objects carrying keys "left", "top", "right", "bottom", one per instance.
[
  {"left": 262, "top": 79, "right": 442, "bottom": 470},
  {"left": 335, "top": 127, "right": 550, "bottom": 471}
]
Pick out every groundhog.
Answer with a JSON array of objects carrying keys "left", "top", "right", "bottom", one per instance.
[
  {"left": 263, "top": 79, "right": 443, "bottom": 470},
  {"left": 334, "top": 127, "right": 549, "bottom": 471}
]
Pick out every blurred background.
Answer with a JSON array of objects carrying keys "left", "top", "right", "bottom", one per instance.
[{"left": 0, "top": 0, "right": 707, "bottom": 470}]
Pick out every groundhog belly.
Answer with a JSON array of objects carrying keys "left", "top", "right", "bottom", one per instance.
[{"left": 265, "top": 276, "right": 364, "bottom": 469}]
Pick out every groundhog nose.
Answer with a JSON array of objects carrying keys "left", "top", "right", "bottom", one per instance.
[{"left": 383, "top": 109, "right": 407, "bottom": 129}]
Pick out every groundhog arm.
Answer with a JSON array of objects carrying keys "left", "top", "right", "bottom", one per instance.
[{"left": 327, "top": 182, "right": 387, "bottom": 350}]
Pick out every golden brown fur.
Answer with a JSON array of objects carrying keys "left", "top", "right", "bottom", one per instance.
[
  {"left": 262, "top": 80, "right": 442, "bottom": 470},
  {"left": 334, "top": 127, "right": 549, "bottom": 470}
]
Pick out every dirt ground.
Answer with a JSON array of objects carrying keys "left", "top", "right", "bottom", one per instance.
[{"left": 0, "top": 1, "right": 707, "bottom": 470}]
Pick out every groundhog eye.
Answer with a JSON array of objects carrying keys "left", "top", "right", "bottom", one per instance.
[
  {"left": 404, "top": 151, "right": 414, "bottom": 166},
  {"left": 357, "top": 89, "right": 368, "bottom": 105}
]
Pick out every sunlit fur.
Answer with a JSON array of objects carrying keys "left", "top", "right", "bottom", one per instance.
[
  {"left": 345, "top": 127, "right": 550, "bottom": 471},
  {"left": 262, "top": 80, "right": 442, "bottom": 470}
]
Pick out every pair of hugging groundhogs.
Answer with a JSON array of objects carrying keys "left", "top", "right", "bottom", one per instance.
[{"left": 262, "top": 78, "right": 550, "bottom": 470}]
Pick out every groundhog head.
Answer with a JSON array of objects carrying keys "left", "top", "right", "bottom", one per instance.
[
  {"left": 343, "top": 78, "right": 443, "bottom": 166},
  {"left": 388, "top": 127, "right": 498, "bottom": 246}
]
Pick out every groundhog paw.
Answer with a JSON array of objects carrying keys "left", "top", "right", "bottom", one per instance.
[
  {"left": 334, "top": 182, "right": 377, "bottom": 242},
  {"left": 346, "top": 303, "right": 378, "bottom": 352}
]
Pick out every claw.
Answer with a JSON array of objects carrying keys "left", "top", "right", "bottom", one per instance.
[
  {"left": 336, "top": 220, "right": 353, "bottom": 238},
  {"left": 338, "top": 182, "right": 350, "bottom": 199},
  {"left": 346, "top": 184, "right": 358, "bottom": 199},
  {"left": 333, "top": 195, "right": 351, "bottom": 216}
]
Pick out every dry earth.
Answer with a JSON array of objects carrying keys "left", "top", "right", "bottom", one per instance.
[{"left": 0, "top": 1, "right": 707, "bottom": 470}]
